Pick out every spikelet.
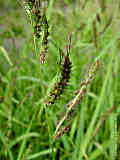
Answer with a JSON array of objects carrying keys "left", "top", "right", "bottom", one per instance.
[
  {"left": 23, "top": 0, "right": 35, "bottom": 17},
  {"left": 23, "top": 0, "right": 42, "bottom": 38},
  {"left": 54, "top": 59, "right": 100, "bottom": 139},
  {"left": 33, "top": 4, "right": 42, "bottom": 39},
  {"left": 45, "top": 51, "right": 72, "bottom": 106},
  {"left": 54, "top": 124, "right": 70, "bottom": 140},
  {"left": 40, "top": 13, "right": 49, "bottom": 64},
  {"left": 26, "top": 0, "right": 35, "bottom": 9},
  {"left": 23, "top": 0, "right": 49, "bottom": 63},
  {"left": 45, "top": 36, "right": 72, "bottom": 106}
]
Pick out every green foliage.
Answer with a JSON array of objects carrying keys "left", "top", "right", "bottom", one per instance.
[{"left": 0, "top": 0, "right": 119, "bottom": 160}]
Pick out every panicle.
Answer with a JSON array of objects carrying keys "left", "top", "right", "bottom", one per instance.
[
  {"left": 23, "top": 0, "right": 49, "bottom": 63},
  {"left": 54, "top": 59, "right": 100, "bottom": 140},
  {"left": 45, "top": 37, "right": 72, "bottom": 106}
]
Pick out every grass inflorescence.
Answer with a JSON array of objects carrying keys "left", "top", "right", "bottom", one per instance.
[
  {"left": 0, "top": 0, "right": 119, "bottom": 159},
  {"left": 40, "top": 13, "right": 49, "bottom": 63},
  {"left": 45, "top": 36, "right": 72, "bottom": 106},
  {"left": 23, "top": 0, "right": 49, "bottom": 63},
  {"left": 54, "top": 59, "right": 100, "bottom": 139}
]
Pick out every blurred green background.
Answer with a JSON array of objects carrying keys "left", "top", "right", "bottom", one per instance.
[{"left": 0, "top": 0, "right": 120, "bottom": 160}]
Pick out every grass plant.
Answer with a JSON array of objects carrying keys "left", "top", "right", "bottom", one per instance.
[{"left": 0, "top": 0, "right": 119, "bottom": 160}]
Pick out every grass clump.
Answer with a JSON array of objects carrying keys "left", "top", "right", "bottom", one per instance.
[{"left": 0, "top": 0, "right": 119, "bottom": 160}]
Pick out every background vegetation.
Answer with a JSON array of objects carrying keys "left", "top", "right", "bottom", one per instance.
[{"left": 0, "top": 0, "right": 120, "bottom": 159}]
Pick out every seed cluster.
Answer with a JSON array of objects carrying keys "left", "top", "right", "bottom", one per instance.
[
  {"left": 27, "top": 0, "right": 35, "bottom": 8},
  {"left": 54, "top": 124, "right": 70, "bottom": 140},
  {"left": 23, "top": 0, "right": 49, "bottom": 63},
  {"left": 54, "top": 59, "right": 100, "bottom": 139},
  {"left": 24, "top": 0, "right": 42, "bottom": 38},
  {"left": 33, "top": 5, "right": 42, "bottom": 39},
  {"left": 45, "top": 52, "right": 72, "bottom": 106},
  {"left": 40, "top": 14, "right": 49, "bottom": 64}
]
